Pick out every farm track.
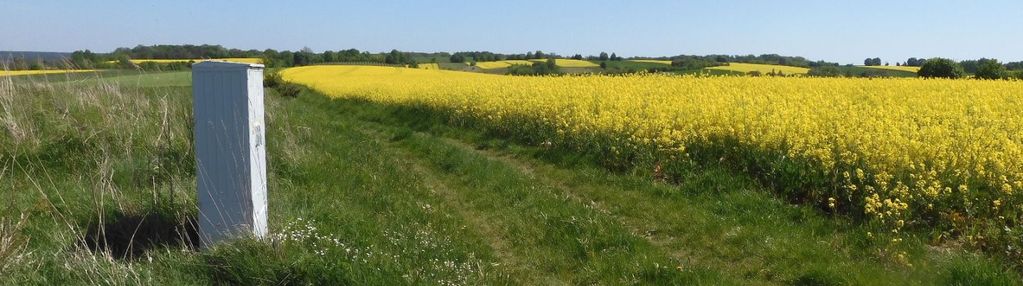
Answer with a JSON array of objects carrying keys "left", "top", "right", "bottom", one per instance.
[{"left": 347, "top": 119, "right": 682, "bottom": 284}]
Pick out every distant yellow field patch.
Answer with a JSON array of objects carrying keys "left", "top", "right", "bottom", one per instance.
[
  {"left": 528, "top": 59, "right": 599, "bottom": 68},
  {"left": 216, "top": 58, "right": 263, "bottom": 64},
  {"left": 475, "top": 60, "right": 534, "bottom": 69},
  {"left": 0, "top": 70, "right": 96, "bottom": 77},
  {"left": 860, "top": 65, "right": 920, "bottom": 73},
  {"left": 630, "top": 60, "right": 673, "bottom": 65},
  {"left": 706, "top": 63, "right": 809, "bottom": 75},
  {"left": 418, "top": 63, "right": 440, "bottom": 70}
]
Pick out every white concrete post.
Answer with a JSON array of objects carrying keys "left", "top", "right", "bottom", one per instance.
[{"left": 192, "top": 61, "right": 267, "bottom": 248}]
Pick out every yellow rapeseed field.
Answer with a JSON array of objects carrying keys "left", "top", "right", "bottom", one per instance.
[
  {"left": 417, "top": 63, "right": 440, "bottom": 70},
  {"left": 707, "top": 63, "right": 809, "bottom": 75},
  {"left": 630, "top": 60, "right": 673, "bottom": 65},
  {"left": 0, "top": 69, "right": 97, "bottom": 77},
  {"left": 281, "top": 65, "right": 1023, "bottom": 249}
]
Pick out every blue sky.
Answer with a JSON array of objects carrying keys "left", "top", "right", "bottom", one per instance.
[{"left": 1, "top": 0, "right": 1020, "bottom": 64}]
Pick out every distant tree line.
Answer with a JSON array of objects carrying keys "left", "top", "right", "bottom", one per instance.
[
  {"left": 56, "top": 45, "right": 446, "bottom": 70},
  {"left": 637, "top": 54, "right": 836, "bottom": 68},
  {"left": 590, "top": 52, "right": 623, "bottom": 61},
  {"left": 69, "top": 50, "right": 101, "bottom": 68},
  {"left": 450, "top": 50, "right": 567, "bottom": 63},
  {"left": 263, "top": 47, "right": 427, "bottom": 68},
  {"left": 863, "top": 57, "right": 883, "bottom": 66},
  {"left": 13, "top": 44, "right": 1023, "bottom": 80},
  {"left": 818, "top": 57, "right": 1023, "bottom": 79},
  {"left": 669, "top": 55, "right": 725, "bottom": 70},
  {"left": 113, "top": 44, "right": 263, "bottom": 60},
  {"left": 905, "top": 58, "right": 926, "bottom": 67}
]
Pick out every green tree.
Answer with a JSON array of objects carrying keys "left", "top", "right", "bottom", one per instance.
[
  {"left": 959, "top": 59, "right": 981, "bottom": 74},
  {"left": 918, "top": 58, "right": 965, "bottom": 79},
  {"left": 385, "top": 49, "right": 403, "bottom": 64},
  {"left": 28, "top": 59, "right": 44, "bottom": 70},
  {"left": 277, "top": 51, "right": 295, "bottom": 67},
  {"left": 70, "top": 50, "right": 98, "bottom": 69},
  {"left": 261, "top": 49, "right": 280, "bottom": 67},
  {"left": 598, "top": 52, "right": 609, "bottom": 61},
  {"left": 975, "top": 58, "right": 1007, "bottom": 80},
  {"left": 293, "top": 52, "right": 312, "bottom": 66},
  {"left": 1005, "top": 61, "right": 1023, "bottom": 71},
  {"left": 117, "top": 56, "right": 136, "bottom": 69}
]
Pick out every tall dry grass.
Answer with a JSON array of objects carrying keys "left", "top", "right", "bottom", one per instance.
[{"left": 0, "top": 67, "right": 197, "bottom": 281}]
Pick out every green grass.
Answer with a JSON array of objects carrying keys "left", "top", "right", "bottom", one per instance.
[
  {"left": 817, "top": 66, "right": 918, "bottom": 78},
  {"left": 75, "top": 71, "right": 192, "bottom": 87},
  {"left": 604, "top": 60, "right": 674, "bottom": 70},
  {"left": 0, "top": 71, "right": 1019, "bottom": 285},
  {"left": 438, "top": 62, "right": 470, "bottom": 71},
  {"left": 6, "top": 70, "right": 192, "bottom": 87}
]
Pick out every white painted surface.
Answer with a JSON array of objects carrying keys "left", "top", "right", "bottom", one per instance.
[{"left": 192, "top": 61, "right": 267, "bottom": 247}]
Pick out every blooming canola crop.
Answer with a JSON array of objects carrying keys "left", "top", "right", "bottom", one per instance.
[{"left": 281, "top": 65, "right": 1023, "bottom": 244}]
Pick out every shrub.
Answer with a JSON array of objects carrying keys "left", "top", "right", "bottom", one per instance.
[
  {"left": 918, "top": 58, "right": 964, "bottom": 79},
  {"left": 858, "top": 69, "right": 889, "bottom": 78},
  {"left": 117, "top": 57, "right": 137, "bottom": 69},
  {"left": 138, "top": 61, "right": 161, "bottom": 71},
  {"left": 275, "top": 84, "right": 302, "bottom": 98},
  {"left": 807, "top": 66, "right": 843, "bottom": 77},
  {"left": 264, "top": 72, "right": 283, "bottom": 88}
]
